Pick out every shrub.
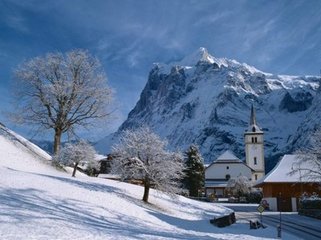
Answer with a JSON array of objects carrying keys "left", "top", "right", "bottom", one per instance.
[
  {"left": 246, "top": 191, "right": 263, "bottom": 203},
  {"left": 300, "top": 198, "right": 321, "bottom": 209}
]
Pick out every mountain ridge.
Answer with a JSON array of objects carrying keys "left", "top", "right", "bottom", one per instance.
[{"left": 96, "top": 48, "right": 320, "bottom": 172}]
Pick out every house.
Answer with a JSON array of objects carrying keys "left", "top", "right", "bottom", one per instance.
[
  {"left": 98, "top": 154, "right": 112, "bottom": 174},
  {"left": 77, "top": 154, "right": 106, "bottom": 176},
  {"left": 253, "top": 154, "right": 321, "bottom": 212},
  {"left": 97, "top": 154, "right": 122, "bottom": 180},
  {"left": 205, "top": 150, "right": 253, "bottom": 197},
  {"left": 205, "top": 106, "right": 265, "bottom": 198}
]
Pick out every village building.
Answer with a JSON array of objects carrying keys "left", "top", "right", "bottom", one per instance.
[
  {"left": 205, "top": 150, "right": 253, "bottom": 197},
  {"left": 205, "top": 106, "right": 266, "bottom": 198},
  {"left": 254, "top": 154, "right": 321, "bottom": 212}
]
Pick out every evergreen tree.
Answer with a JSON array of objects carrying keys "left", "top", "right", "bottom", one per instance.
[{"left": 183, "top": 145, "right": 205, "bottom": 197}]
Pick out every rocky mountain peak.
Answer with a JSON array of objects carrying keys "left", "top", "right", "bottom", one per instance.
[
  {"left": 96, "top": 48, "right": 320, "bottom": 172},
  {"left": 179, "top": 47, "right": 215, "bottom": 66}
]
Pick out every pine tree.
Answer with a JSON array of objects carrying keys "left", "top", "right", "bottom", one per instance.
[{"left": 183, "top": 145, "right": 205, "bottom": 197}]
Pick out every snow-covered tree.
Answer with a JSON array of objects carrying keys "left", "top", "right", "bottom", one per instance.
[
  {"left": 291, "top": 130, "right": 321, "bottom": 183},
  {"left": 226, "top": 175, "right": 251, "bottom": 197},
  {"left": 12, "top": 49, "right": 113, "bottom": 154},
  {"left": 54, "top": 140, "right": 97, "bottom": 177},
  {"left": 182, "top": 145, "right": 205, "bottom": 197},
  {"left": 111, "top": 127, "right": 184, "bottom": 203}
]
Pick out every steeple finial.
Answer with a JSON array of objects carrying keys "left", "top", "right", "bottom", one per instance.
[{"left": 250, "top": 105, "right": 256, "bottom": 126}]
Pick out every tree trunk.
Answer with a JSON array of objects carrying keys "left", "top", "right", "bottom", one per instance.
[
  {"left": 53, "top": 129, "right": 62, "bottom": 155},
  {"left": 143, "top": 176, "right": 150, "bottom": 202},
  {"left": 72, "top": 162, "right": 79, "bottom": 177}
]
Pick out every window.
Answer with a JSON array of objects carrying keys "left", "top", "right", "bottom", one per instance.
[
  {"left": 255, "top": 174, "right": 258, "bottom": 180},
  {"left": 252, "top": 126, "right": 256, "bottom": 132},
  {"left": 255, "top": 137, "right": 258, "bottom": 143},
  {"left": 225, "top": 174, "right": 231, "bottom": 180},
  {"left": 251, "top": 137, "right": 254, "bottom": 143},
  {"left": 226, "top": 166, "right": 229, "bottom": 170},
  {"left": 254, "top": 157, "right": 257, "bottom": 165}
]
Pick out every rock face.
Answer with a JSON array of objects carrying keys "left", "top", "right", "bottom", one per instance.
[{"left": 96, "top": 48, "right": 320, "bottom": 171}]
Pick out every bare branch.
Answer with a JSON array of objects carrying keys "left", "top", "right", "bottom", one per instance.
[
  {"left": 290, "top": 130, "right": 321, "bottom": 183},
  {"left": 111, "top": 126, "right": 184, "bottom": 201},
  {"left": 10, "top": 49, "right": 113, "bottom": 154}
]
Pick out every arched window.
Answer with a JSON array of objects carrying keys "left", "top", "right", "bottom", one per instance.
[
  {"left": 254, "top": 157, "right": 257, "bottom": 165},
  {"left": 252, "top": 126, "right": 256, "bottom": 132},
  {"left": 225, "top": 174, "right": 231, "bottom": 180}
]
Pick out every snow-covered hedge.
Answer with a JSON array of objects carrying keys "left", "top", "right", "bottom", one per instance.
[
  {"left": 298, "top": 194, "right": 321, "bottom": 219},
  {"left": 300, "top": 197, "right": 321, "bottom": 209}
]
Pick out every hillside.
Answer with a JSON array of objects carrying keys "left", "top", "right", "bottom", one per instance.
[
  {"left": 96, "top": 48, "right": 320, "bottom": 171},
  {"left": 1, "top": 123, "right": 299, "bottom": 239}
]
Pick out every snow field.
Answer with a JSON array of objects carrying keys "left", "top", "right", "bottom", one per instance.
[{"left": 0, "top": 125, "right": 302, "bottom": 239}]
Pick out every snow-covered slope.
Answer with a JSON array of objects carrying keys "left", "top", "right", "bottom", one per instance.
[
  {"left": 96, "top": 48, "right": 320, "bottom": 171},
  {"left": 0, "top": 123, "right": 52, "bottom": 172},
  {"left": 2, "top": 123, "right": 299, "bottom": 239}
]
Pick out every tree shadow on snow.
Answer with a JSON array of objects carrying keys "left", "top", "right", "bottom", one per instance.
[
  {"left": 0, "top": 187, "right": 216, "bottom": 239},
  {"left": 0, "top": 168, "right": 244, "bottom": 239}
]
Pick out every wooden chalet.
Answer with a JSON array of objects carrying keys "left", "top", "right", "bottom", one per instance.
[{"left": 254, "top": 155, "right": 321, "bottom": 212}]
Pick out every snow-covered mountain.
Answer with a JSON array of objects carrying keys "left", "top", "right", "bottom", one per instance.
[{"left": 96, "top": 48, "right": 320, "bottom": 171}]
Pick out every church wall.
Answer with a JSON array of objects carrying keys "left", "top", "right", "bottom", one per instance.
[
  {"left": 246, "top": 146, "right": 264, "bottom": 170},
  {"left": 244, "top": 134, "right": 263, "bottom": 144},
  {"left": 205, "top": 163, "right": 252, "bottom": 180}
]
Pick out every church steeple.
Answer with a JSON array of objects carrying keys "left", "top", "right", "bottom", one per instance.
[
  {"left": 250, "top": 104, "right": 256, "bottom": 126},
  {"left": 247, "top": 105, "right": 262, "bottom": 133},
  {"left": 244, "top": 105, "right": 265, "bottom": 182}
]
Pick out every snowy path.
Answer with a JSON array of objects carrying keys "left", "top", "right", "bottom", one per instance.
[{"left": 222, "top": 203, "right": 321, "bottom": 240}]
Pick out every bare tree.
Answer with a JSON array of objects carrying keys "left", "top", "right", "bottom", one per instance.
[
  {"left": 291, "top": 130, "right": 321, "bottom": 183},
  {"left": 111, "top": 127, "right": 184, "bottom": 203},
  {"left": 54, "top": 140, "right": 97, "bottom": 177},
  {"left": 12, "top": 49, "right": 113, "bottom": 154},
  {"left": 226, "top": 175, "right": 251, "bottom": 197}
]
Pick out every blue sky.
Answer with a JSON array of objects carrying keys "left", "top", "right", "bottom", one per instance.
[{"left": 1, "top": 0, "right": 321, "bottom": 141}]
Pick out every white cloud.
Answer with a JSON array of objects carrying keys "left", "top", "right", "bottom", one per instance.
[
  {"left": 193, "top": 11, "right": 232, "bottom": 27},
  {"left": 4, "top": 15, "right": 29, "bottom": 33}
]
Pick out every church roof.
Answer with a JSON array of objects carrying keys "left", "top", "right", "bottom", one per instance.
[
  {"left": 215, "top": 150, "right": 242, "bottom": 163},
  {"left": 206, "top": 150, "right": 254, "bottom": 172}
]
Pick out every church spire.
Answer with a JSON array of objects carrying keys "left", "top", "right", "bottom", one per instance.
[{"left": 250, "top": 104, "right": 256, "bottom": 126}]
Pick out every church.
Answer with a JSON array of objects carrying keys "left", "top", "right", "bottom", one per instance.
[{"left": 204, "top": 106, "right": 265, "bottom": 198}]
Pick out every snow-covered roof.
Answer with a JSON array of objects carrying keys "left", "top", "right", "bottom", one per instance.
[
  {"left": 206, "top": 150, "right": 250, "bottom": 171},
  {"left": 215, "top": 150, "right": 242, "bottom": 163},
  {"left": 95, "top": 154, "right": 107, "bottom": 161},
  {"left": 254, "top": 154, "right": 318, "bottom": 186},
  {"left": 97, "top": 173, "right": 120, "bottom": 179}
]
